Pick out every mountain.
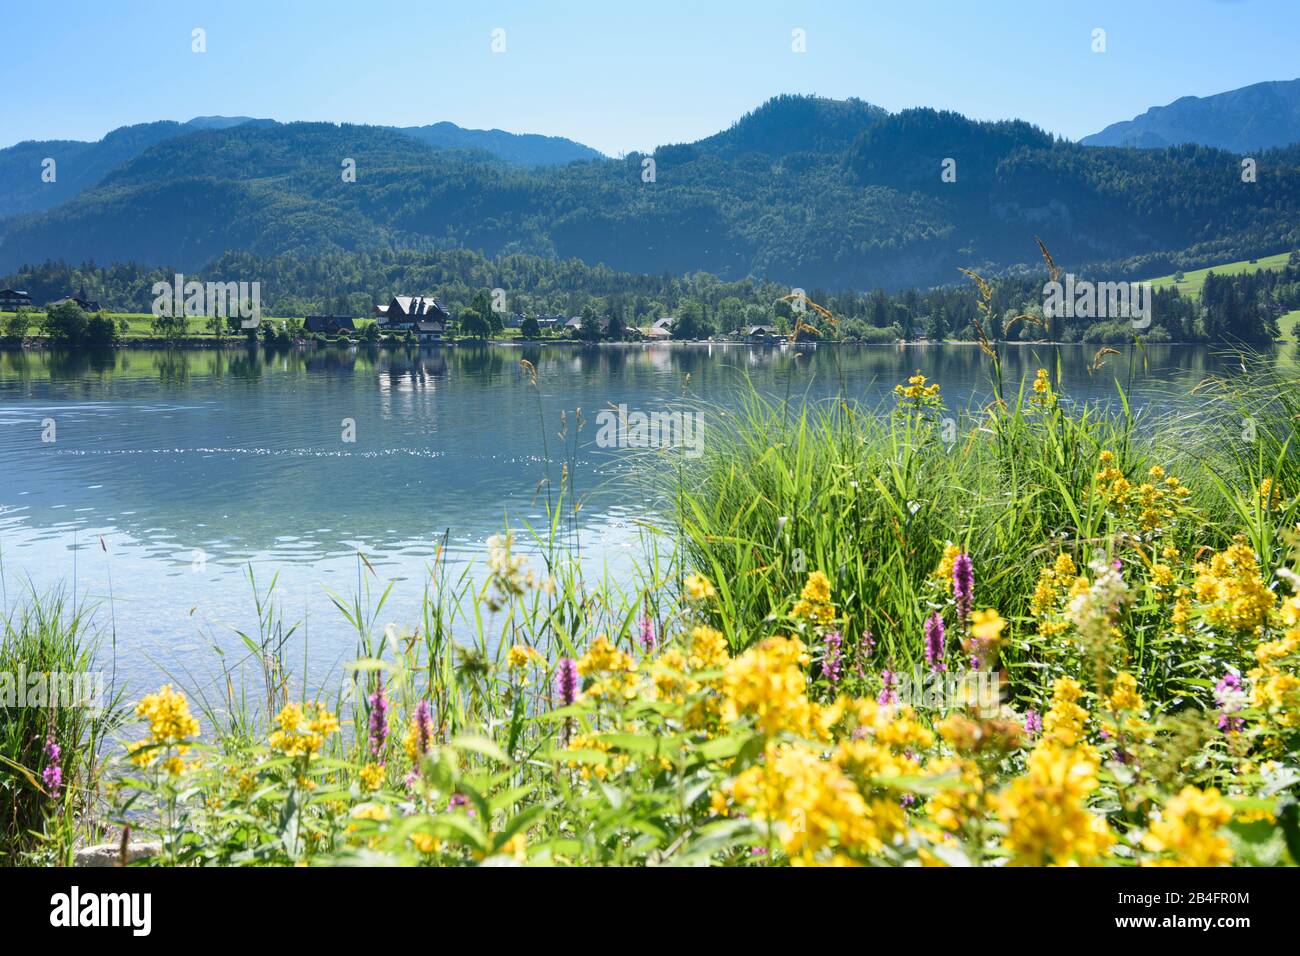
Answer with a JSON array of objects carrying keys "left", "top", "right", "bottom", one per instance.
[
  {"left": 0, "top": 118, "right": 264, "bottom": 219},
  {"left": 0, "top": 117, "right": 603, "bottom": 221},
  {"left": 397, "top": 122, "right": 603, "bottom": 166},
  {"left": 2, "top": 95, "right": 1298, "bottom": 288},
  {"left": 1081, "top": 78, "right": 1300, "bottom": 152},
  {"left": 687, "top": 94, "right": 888, "bottom": 158}
]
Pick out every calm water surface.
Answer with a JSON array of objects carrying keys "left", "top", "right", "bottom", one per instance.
[{"left": 0, "top": 341, "right": 1282, "bottom": 696}]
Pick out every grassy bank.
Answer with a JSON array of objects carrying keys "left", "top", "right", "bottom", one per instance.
[
  {"left": 0, "top": 589, "right": 124, "bottom": 863},
  {"left": 5, "top": 360, "right": 1300, "bottom": 866}
]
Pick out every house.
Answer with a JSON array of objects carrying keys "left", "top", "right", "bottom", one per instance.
[
  {"left": 0, "top": 289, "right": 32, "bottom": 311},
  {"left": 653, "top": 317, "right": 676, "bottom": 332},
  {"left": 47, "top": 295, "right": 102, "bottom": 313},
  {"left": 565, "top": 316, "right": 611, "bottom": 334},
  {"left": 747, "top": 324, "right": 780, "bottom": 341},
  {"left": 303, "top": 315, "right": 356, "bottom": 336},
  {"left": 643, "top": 325, "right": 672, "bottom": 340},
  {"left": 415, "top": 320, "right": 445, "bottom": 343},
  {"left": 374, "top": 295, "right": 450, "bottom": 330}
]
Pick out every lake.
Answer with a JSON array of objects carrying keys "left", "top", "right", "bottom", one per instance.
[{"left": 0, "top": 341, "right": 1282, "bottom": 697}]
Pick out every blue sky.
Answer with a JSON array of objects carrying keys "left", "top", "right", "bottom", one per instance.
[{"left": 2, "top": 0, "right": 1297, "bottom": 154}]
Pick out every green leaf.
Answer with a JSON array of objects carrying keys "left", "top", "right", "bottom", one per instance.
[{"left": 450, "top": 734, "right": 509, "bottom": 764}]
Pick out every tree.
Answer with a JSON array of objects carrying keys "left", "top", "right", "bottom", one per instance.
[
  {"left": 41, "top": 301, "right": 89, "bottom": 346},
  {"left": 84, "top": 311, "right": 120, "bottom": 347},
  {"left": 520, "top": 316, "right": 541, "bottom": 339},
  {"left": 716, "top": 296, "right": 745, "bottom": 333},
  {"left": 152, "top": 311, "right": 189, "bottom": 345},
  {"left": 924, "top": 306, "right": 948, "bottom": 342},
  {"left": 606, "top": 313, "right": 626, "bottom": 341},
  {"left": 578, "top": 306, "right": 603, "bottom": 342},
  {"left": 460, "top": 309, "right": 490, "bottom": 339},
  {"left": 3, "top": 308, "right": 31, "bottom": 345}
]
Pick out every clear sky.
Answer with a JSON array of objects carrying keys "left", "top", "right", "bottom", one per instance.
[{"left": 2, "top": 0, "right": 1297, "bottom": 154}]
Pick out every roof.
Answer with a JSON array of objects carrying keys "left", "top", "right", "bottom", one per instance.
[
  {"left": 393, "top": 295, "right": 449, "bottom": 318},
  {"left": 747, "top": 325, "right": 779, "bottom": 335},
  {"left": 0, "top": 289, "right": 31, "bottom": 297},
  {"left": 653, "top": 317, "right": 676, "bottom": 330},
  {"left": 644, "top": 326, "right": 672, "bottom": 339},
  {"left": 48, "top": 296, "right": 101, "bottom": 311},
  {"left": 304, "top": 315, "right": 356, "bottom": 333}
]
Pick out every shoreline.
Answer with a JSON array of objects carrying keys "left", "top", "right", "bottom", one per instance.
[{"left": 0, "top": 336, "right": 1280, "bottom": 353}]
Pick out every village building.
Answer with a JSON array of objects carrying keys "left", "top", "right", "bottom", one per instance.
[
  {"left": 415, "top": 320, "right": 445, "bottom": 343},
  {"left": 373, "top": 295, "right": 451, "bottom": 332},
  {"left": 303, "top": 315, "right": 356, "bottom": 335},
  {"left": 0, "top": 288, "right": 33, "bottom": 311},
  {"left": 47, "top": 294, "right": 102, "bottom": 313}
]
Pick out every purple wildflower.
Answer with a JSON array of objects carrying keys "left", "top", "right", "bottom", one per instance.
[
  {"left": 878, "top": 669, "right": 898, "bottom": 706},
  {"left": 554, "top": 657, "right": 580, "bottom": 706},
  {"left": 638, "top": 613, "right": 656, "bottom": 652},
  {"left": 404, "top": 700, "right": 435, "bottom": 791},
  {"left": 413, "top": 699, "right": 434, "bottom": 755},
  {"left": 42, "top": 730, "right": 62, "bottom": 800},
  {"left": 1024, "top": 709, "right": 1042, "bottom": 736},
  {"left": 924, "top": 612, "right": 946, "bottom": 672},
  {"left": 822, "top": 631, "right": 843, "bottom": 688},
  {"left": 448, "top": 792, "right": 475, "bottom": 817},
  {"left": 952, "top": 552, "right": 974, "bottom": 623},
  {"left": 1215, "top": 670, "right": 1246, "bottom": 734},
  {"left": 368, "top": 677, "right": 389, "bottom": 759},
  {"left": 854, "top": 629, "right": 876, "bottom": 679}
]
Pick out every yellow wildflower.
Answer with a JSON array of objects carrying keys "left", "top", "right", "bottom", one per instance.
[
  {"left": 683, "top": 573, "right": 717, "bottom": 601},
  {"left": 1142, "top": 787, "right": 1233, "bottom": 866},
  {"left": 506, "top": 643, "right": 540, "bottom": 670},
  {"left": 996, "top": 744, "right": 1113, "bottom": 866},
  {"left": 1192, "top": 540, "right": 1275, "bottom": 633}
]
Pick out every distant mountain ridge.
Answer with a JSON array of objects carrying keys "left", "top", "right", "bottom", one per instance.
[
  {"left": 1081, "top": 78, "right": 1300, "bottom": 152},
  {"left": 0, "top": 117, "right": 604, "bottom": 220},
  {"left": 397, "top": 121, "right": 603, "bottom": 166},
  {"left": 1, "top": 93, "right": 1298, "bottom": 289},
  {"left": 0, "top": 118, "right": 257, "bottom": 218}
]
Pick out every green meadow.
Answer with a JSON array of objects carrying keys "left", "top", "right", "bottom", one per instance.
[{"left": 1147, "top": 251, "right": 1294, "bottom": 298}]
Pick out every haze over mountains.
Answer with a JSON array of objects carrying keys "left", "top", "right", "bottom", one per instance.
[{"left": 2, "top": 79, "right": 1299, "bottom": 290}]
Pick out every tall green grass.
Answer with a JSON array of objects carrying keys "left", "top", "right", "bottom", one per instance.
[
  {"left": 0, "top": 590, "right": 125, "bottom": 862},
  {"left": 673, "top": 359, "right": 1290, "bottom": 697}
]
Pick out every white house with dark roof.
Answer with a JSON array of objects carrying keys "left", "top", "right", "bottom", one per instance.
[{"left": 374, "top": 295, "right": 451, "bottom": 332}]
